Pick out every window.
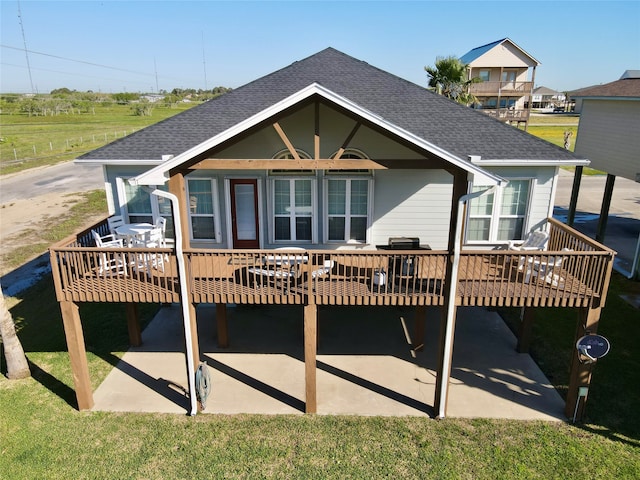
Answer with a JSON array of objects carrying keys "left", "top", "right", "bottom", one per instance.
[
  {"left": 187, "top": 178, "right": 219, "bottom": 241},
  {"left": 499, "top": 97, "right": 517, "bottom": 109},
  {"left": 117, "top": 179, "right": 174, "bottom": 238},
  {"left": 325, "top": 177, "right": 371, "bottom": 243},
  {"left": 272, "top": 178, "right": 314, "bottom": 242},
  {"left": 501, "top": 70, "right": 517, "bottom": 83},
  {"left": 467, "top": 180, "right": 531, "bottom": 243},
  {"left": 123, "top": 182, "right": 153, "bottom": 224},
  {"left": 324, "top": 149, "right": 372, "bottom": 243},
  {"left": 268, "top": 149, "right": 316, "bottom": 243},
  {"left": 478, "top": 69, "right": 491, "bottom": 82}
]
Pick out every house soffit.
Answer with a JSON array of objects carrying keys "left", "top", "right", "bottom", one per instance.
[{"left": 131, "top": 84, "right": 502, "bottom": 186}]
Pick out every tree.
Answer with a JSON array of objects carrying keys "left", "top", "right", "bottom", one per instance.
[
  {"left": 424, "top": 55, "right": 479, "bottom": 105},
  {"left": 0, "top": 288, "right": 30, "bottom": 379}
]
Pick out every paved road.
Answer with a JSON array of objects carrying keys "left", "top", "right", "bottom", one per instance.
[{"left": 0, "top": 161, "right": 103, "bottom": 204}]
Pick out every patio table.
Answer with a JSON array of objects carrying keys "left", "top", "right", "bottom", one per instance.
[{"left": 115, "top": 223, "right": 153, "bottom": 246}]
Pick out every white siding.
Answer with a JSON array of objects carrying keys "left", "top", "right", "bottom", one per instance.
[
  {"left": 371, "top": 170, "right": 453, "bottom": 249},
  {"left": 575, "top": 99, "right": 640, "bottom": 182}
]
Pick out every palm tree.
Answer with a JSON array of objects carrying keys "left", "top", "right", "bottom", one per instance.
[
  {"left": 425, "top": 55, "right": 480, "bottom": 105},
  {"left": 0, "top": 288, "right": 30, "bottom": 379}
]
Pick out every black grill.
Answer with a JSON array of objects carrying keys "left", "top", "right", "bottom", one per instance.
[{"left": 376, "top": 237, "right": 431, "bottom": 250}]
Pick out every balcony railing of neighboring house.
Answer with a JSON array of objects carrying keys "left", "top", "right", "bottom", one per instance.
[
  {"left": 49, "top": 217, "right": 615, "bottom": 309},
  {"left": 479, "top": 108, "right": 530, "bottom": 122},
  {"left": 469, "top": 81, "right": 534, "bottom": 95}
]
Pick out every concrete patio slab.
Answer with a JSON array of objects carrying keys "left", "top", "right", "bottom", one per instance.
[{"left": 93, "top": 304, "right": 566, "bottom": 420}]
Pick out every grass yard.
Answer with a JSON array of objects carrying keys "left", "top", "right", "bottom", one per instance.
[
  {"left": 0, "top": 102, "right": 195, "bottom": 175},
  {"left": 1, "top": 272, "right": 639, "bottom": 479}
]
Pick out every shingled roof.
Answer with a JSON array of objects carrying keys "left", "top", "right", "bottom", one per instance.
[
  {"left": 571, "top": 76, "right": 640, "bottom": 98},
  {"left": 78, "top": 47, "right": 583, "bottom": 163}
]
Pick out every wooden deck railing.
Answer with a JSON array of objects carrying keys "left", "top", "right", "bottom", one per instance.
[
  {"left": 469, "top": 81, "right": 533, "bottom": 95},
  {"left": 479, "top": 108, "right": 530, "bottom": 122},
  {"left": 49, "top": 218, "right": 615, "bottom": 308}
]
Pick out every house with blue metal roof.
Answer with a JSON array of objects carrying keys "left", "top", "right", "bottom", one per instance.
[{"left": 461, "top": 38, "right": 539, "bottom": 128}]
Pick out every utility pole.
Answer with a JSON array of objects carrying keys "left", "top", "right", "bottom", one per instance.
[
  {"left": 202, "top": 31, "right": 208, "bottom": 91},
  {"left": 17, "top": 0, "right": 35, "bottom": 93},
  {"left": 154, "top": 57, "right": 159, "bottom": 93}
]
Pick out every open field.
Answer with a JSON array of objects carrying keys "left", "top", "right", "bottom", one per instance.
[{"left": 0, "top": 102, "right": 195, "bottom": 175}]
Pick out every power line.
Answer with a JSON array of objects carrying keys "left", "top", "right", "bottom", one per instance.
[
  {"left": 1, "top": 43, "right": 152, "bottom": 77},
  {"left": 1, "top": 62, "right": 162, "bottom": 88},
  {"left": 0, "top": 44, "right": 192, "bottom": 84}
]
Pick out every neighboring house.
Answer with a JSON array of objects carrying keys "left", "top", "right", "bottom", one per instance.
[
  {"left": 460, "top": 38, "right": 539, "bottom": 128},
  {"left": 570, "top": 70, "right": 640, "bottom": 276},
  {"left": 532, "top": 86, "right": 566, "bottom": 110},
  {"left": 571, "top": 69, "right": 640, "bottom": 115},
  {"left": 54, "top": 48, "right": 614, "bottom": 420}
]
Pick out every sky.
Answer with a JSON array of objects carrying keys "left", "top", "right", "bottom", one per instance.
[{"left": 1, "top": 0, "right": 639, "bottom": 94}]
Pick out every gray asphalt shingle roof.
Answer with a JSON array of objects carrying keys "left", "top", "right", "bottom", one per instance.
[
  {"left": 79, "top": 48, "right": 584, "bottom": 163},
  {"left": 571, "top": 78, "right": 640, "bottom": 98}
]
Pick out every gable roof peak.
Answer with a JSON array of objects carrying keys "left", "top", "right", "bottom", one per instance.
[{"left": 460, "top": 38, "right": 540, "bottom": 66}]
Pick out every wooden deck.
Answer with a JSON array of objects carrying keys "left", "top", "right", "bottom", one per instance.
[
  {"left": 51, "top": 218, "right": 614, "bottom": 309},
  {"left": 49, "top": 217, "right": 616, "bottom": 418}
]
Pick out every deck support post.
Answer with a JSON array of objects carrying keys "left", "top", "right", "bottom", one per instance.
[
  {"left": 596, "top": 174, "right": 616, "bottom": 243},
  {"left": 125, "top": 302, "right": 141, "bottom": 347},
  {"left": 567, "top": 165, "right": 583, "bottom": 227},
  {"left": 565, "top": 306, "right": 601, "bottom": 421},
  {"left": 414, "top": 305, "right": 427, "bottom": 351},
  {"left": 516, "top": 307, "right": 535, "bottom": 353},
  {"left": 304, "top": 303, "right": 318, "bottom": 414},
  {"left": 168, "top": 171, "right": 191, "bottom": 250},
  {"left": 216, "top": 303, "right": 228, "bottom": 348},
  {"left": 60, "top": 300, "right": 94, "bottom": 411}
]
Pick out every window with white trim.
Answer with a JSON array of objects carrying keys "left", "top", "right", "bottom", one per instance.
[
  {"left": 269, "top": 149, "right": 315, "bottom": 243},
  {"left": 186, "top": 178, "right": 220, "bottom": 241},
  {"left": 325, "top": 177, "right": 371, "bottom": 242},
  {"left": 272, "top": 177, "right": 315, "bottom": 242},
  {"left": 324, "top": 149, "right": 372, "bottom": 243},
  {"left": 117, "top": 179, "right": 174, "bottom": 237},
  {"left": 467, "top": 179, "right": 531, "bottom": 242}
]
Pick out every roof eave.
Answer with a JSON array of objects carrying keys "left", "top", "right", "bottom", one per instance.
[
  {"left": 75, "top": 158, "right": 164, "bottom": 166},
  {"left": 470, "top": 158, "right": 590, "bottom": 167}
]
